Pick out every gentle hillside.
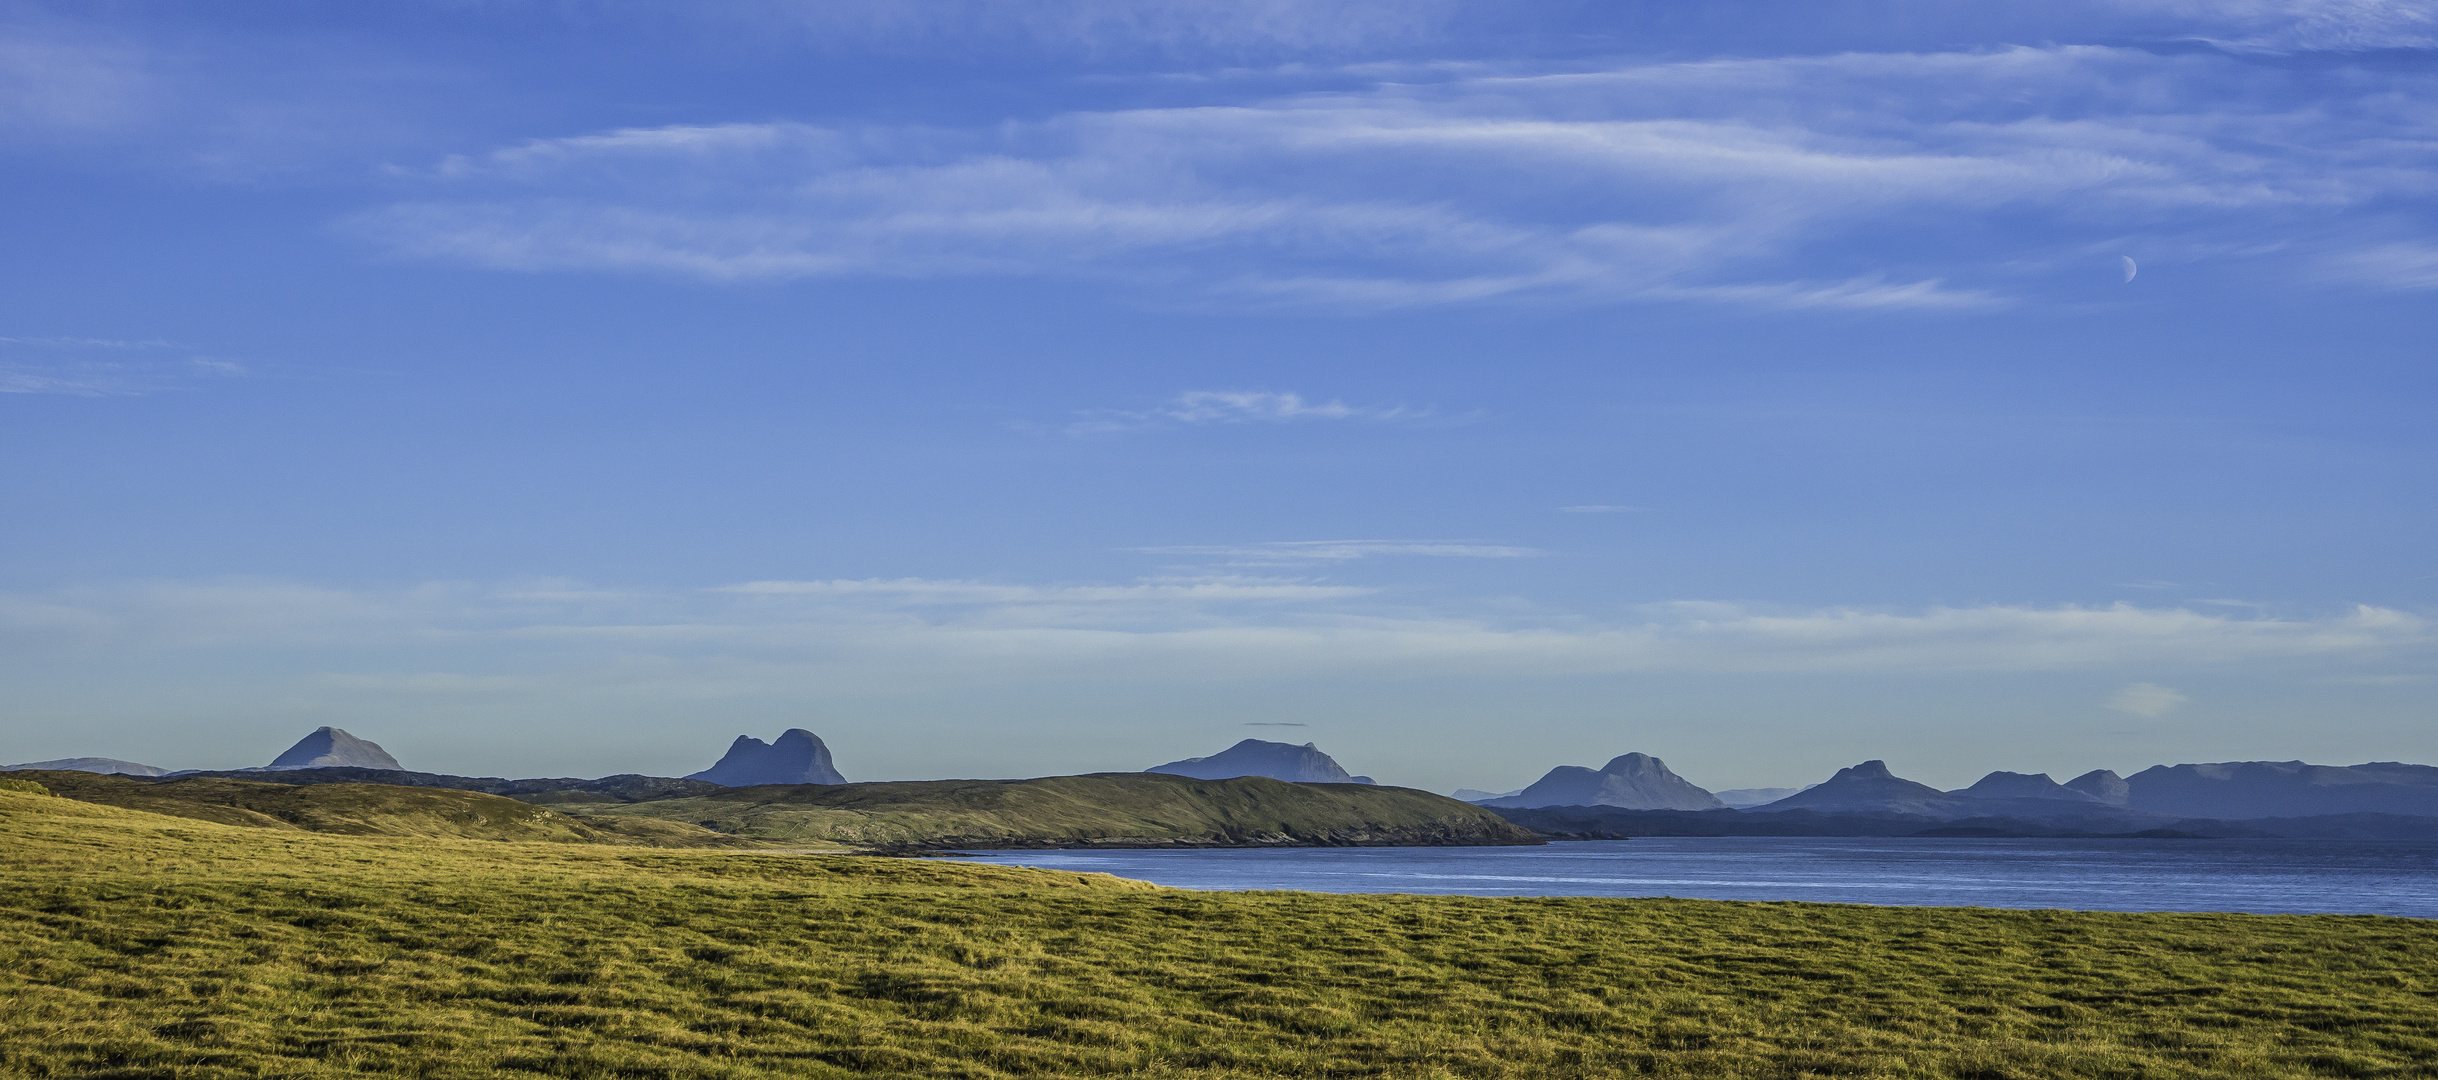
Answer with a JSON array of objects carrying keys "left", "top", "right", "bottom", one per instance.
[
  {"left": 14, "top": 770, "right": 746, "bottom": 847},
  {"left": 6, "top": 785, "right": 2438, "bottom": 1079},
  {"left": 565, "top": 772, "right": 1539, "bottom": 848},
  {"left": 164, "top": 766, "right": 727, "bottom": 804}
]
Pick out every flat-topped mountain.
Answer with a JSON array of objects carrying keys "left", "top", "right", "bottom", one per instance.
[
  {"left": 1758, "top": 760, "right": 1959, "bottom": 815},
  {"left": 266, "top": 727, "right": 402, "bottom": 771},
  {"left": 1486, "top": 753, "right": 1723, "bottom": 810},
  {"left": 688, "top": 729, "right": 847, "bottom": 787},
  {"left": 1148, "top": 739, "right": 1375, "bottom": 784},
  {"left": 2, "top": 757, "right": 169, "bottom": 777},
  {"left": 1951, "top": 771, "right": 2102, "bottom": 803}
]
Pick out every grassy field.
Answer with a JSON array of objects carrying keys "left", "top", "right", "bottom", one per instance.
[
  {"left": 556, "top": 773, "right": 1540, "bottom": 848},
  {"left": 5, "top": 786, "right": 2438, "bottom": 1079},
  {"left": 12, "top": 770, "right": 749, "bottom": 847}
]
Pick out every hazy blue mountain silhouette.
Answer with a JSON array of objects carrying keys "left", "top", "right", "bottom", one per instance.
[
  {"left": 2065, "top": 769, "right": 2131, "bottom": 805},
  {"left": 1, "top": 757, "right": 170, "bottom": 776},
  {"left": 267, "top": 727, "right": 402, "bottom": 771},
  {"left": 1951, "top": 771, "right": 2102, "bottom": 802},
  {"left": 687, "top": 729, "right": 847, "bottom": 786},
  {"left": 1757, "top": 760, "right": 1961, "bottom": 815},
  {"left": 2124, "top": 761, "right": 2438, "bottom": 818},
  {"left": 1147, "top": 739, "right": 1374, "bottom": 784},
  {"left": 1715, "top": 785, "right": 1811, "bottom": 808},
  {"left": 1486, "top": 753, "right": 1723, "bottom": 810}
]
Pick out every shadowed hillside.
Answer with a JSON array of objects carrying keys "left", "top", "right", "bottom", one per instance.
[{"left": 565, "top": 772, "right": 1539, "bottom": 848}]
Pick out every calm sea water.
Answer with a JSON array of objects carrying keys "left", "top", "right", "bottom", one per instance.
[{"left": 968, "top": 838, "right": 2438, "bottom": 918}]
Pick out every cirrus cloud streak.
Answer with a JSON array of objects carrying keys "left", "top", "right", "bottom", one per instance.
[
  {"left": 354, "top": 43, "right": 2438, "bottom": 310},
  {"left": 2, "top": 578, "right": 2425, "bottom": 698}
]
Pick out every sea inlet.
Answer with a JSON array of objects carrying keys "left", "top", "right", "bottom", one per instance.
[{"left": 972, "top": 836, "right": 2438, "bottom": 918}]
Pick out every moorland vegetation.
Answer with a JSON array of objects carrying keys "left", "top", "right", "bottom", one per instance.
[
  {"left": 5, "top": 782, "right": 2437, "bottom": 1079},
  {"left": 17, "top": 769, "right": 1532, "bottom": 850}
]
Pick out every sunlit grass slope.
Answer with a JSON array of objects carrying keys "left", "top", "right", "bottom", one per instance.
[
  {"left": 5, "top": 787, "right": 2437, "bottom": 1079},
  {"left": 559, "top": 773, "right": 1541, "bottom": 848},
  {"left": 12, "top": 770, "right": 747, "bottom": 847}
]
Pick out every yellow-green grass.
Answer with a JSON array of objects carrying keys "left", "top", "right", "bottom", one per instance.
[
  {"left": 11, "top": 770, "right": 754, "bottom": 848},
  {"left": 556, "top": 773, "right": 1540, "bottom": 849},
  {"left": 4, "top": 789, "right": 2436, "bottom": 1079}
]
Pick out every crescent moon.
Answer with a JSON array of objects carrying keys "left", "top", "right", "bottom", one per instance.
[{"left": 2121, "top": 256, "right": 2138, "bottom": 283}]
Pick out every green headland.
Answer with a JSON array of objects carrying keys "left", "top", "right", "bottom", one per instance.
[
  {"left": 10, "top": 768, "right": 1538, "bottom": 850},
  {"left": 552, "top": 772, "right": 1543, "bottom": 848},
  {"left": 5, "top": 781, "right": 2437, "bottom": 1078}
]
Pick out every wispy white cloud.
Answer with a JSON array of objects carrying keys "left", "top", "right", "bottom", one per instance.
[
  {"left": 1131, "top": 540, "right": 1541, "bottom": 563},
  {"left": 689, "top": 0, "right": 1463, "bottom": 56},
  {"left": 0, "top": 337, "right": 247, "bottom": 396},
  {"left": 2, "top": 580, "right": 2427, "bottom": 695},
  {"left": 2106, "top": 681, "right": 2190, "bottom": 717},
  {"left": 2121, "top": 0, "right": 2438, "bottom": 52},
  {"left": 1064, "top": 389, "right": 1422, "bottom": 434},
  {"left": 2324, "top": 242, "right": 2438, "bottom": 291},
  {"left": 0, "top": 24, "right": 147, "bottom": 134},
  {"left": 355, "top": 43, "right": 2438, "bottom": 310},
  {"left": 0, "top": 335, "right": 174, "bottom": 348},
  {"left": 712, "top": 576, "right": 1368, "bottom": 604}
]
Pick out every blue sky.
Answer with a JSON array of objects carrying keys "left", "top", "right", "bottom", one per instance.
[{"left": 2, "top": 0, "right": 2433, "bottom": 792}]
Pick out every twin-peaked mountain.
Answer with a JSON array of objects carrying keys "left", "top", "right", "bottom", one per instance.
[
  {"left": 1482, "top": 754, "right": 1723, "bottom": 810},
  {"left": 686, "top": 729, "right": 848, "bottom": 787}
]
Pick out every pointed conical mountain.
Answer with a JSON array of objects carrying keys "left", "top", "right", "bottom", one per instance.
[
  {"left": 1486, "top": 753, "right": 1724, "bottom": 810},
  {"left": 265, "top": 727, "right": 402, "bottom": 771},
  {"left": 1950, "top": 771, "right": 2102, "bottom": 802},
  {"left": 1755, "top": 760, "right": 1959, "bottom": 815},
  {"left": 687, "top": 729, "right": 847, "bottom": 787},
  {"left": 1146, "top": 739, "right": 1375, "bottom": 784},
  {"left": 2064, "top": 769, "right": 2131, "bottom": 805}
]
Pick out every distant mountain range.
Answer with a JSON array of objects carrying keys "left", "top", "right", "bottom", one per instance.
[
  {"left": 1, "top": 726, "right": 401, "bottom": 777},
  {"left": 0, "top": 757, "right": 170, "bottom": 777},
  {"left": 1742, "top": 758, "right": 2438, "bottom": 821},
  {"left": 1147, "top": 739, "right": 1375, "bottom": 784},
  {"left": 1487, "top": 757, "right": 2438, "bottom": 840},
  {"left": 13, "top": 727, "right": 2438, "bottom": 840}
]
